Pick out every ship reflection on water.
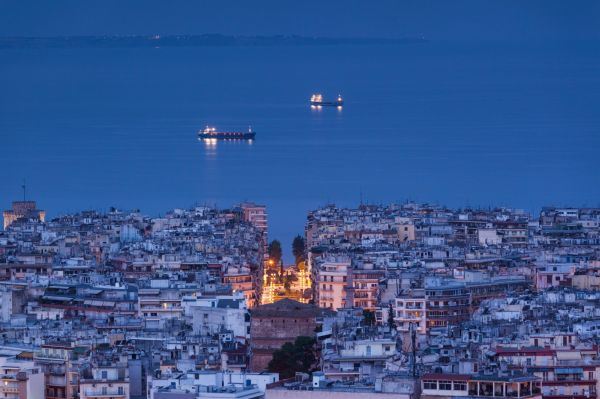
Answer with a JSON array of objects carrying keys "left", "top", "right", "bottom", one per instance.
[
  {"left": 200, "top": 137, "right": 253, "bottom": 158},
  {"left": 201, "top": 138, "right": 253, "bottom": 146},
  {"left": 203, "top": 138, "right": 218, "bottom": 147},
  {"left": 310, "top": 104, "right": 343, "bottom": 112}
]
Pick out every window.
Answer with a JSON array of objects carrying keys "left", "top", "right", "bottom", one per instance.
[
  {"left": 453, "top": 381, "right": 466, "bottom": 391},
  {"left": 439, "top": 381, "right": 452, "bottom": 390},
  {"left": 101, "top": 370, "right": 107, "bottom": 379},
  {"left": 423, "top": 381, "right": 437, "bottom": 389}
]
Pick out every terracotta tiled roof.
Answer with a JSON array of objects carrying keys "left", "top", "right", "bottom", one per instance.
[{"left": 250, "top": 298, "right": 335, "bottom": 318}]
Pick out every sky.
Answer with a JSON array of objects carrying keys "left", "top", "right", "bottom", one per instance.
[
  {"left": 0, "top": 1, "right": 599, "bottom": 41},
  {"left": 1, "top": 1, "right": 599, "bottom": 262}
]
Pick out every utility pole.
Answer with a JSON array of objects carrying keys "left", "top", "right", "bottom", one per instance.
[
  {"left": 410, "top": 322, "right": 417, "bottom": 378},
  {"left": 22, "top": 179, "right": 26, "bottom": 201}
]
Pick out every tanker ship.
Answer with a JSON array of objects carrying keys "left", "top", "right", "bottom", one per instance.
[
  {"left": 310, "top": 93, "right": 343, "bottom": 107},
  {"left": 198, "top": 126, "right": 256, "bottom": 140}
]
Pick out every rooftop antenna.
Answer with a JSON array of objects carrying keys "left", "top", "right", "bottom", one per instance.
[{"left": 21, "top": 179, "right": 26, "bottom": 201}]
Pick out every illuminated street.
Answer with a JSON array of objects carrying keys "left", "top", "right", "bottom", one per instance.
[{"left": 261, "top": 261, "right": 312, "bottom": 305}]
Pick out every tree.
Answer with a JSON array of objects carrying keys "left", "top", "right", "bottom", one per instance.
[
  {"left": 268, "top": 336, "right": 316, "bottom": 379},
  {"left": 292, "top": 235, "right": 306, "bottom": 265},
  {"left": 297, "top": 260, "right": 306, "bottom": 272},
  {"left": 268, "top": 240, "right": 282, "bottom": 266},
  {"left": 387, "top": 302, "right": 396, "bottom": 330},
  {"left": 283, "top": 273, "right": 298, "bottom": 292},
  {"left": 362, "top": 309, "right": 375, "bottom": 326}
]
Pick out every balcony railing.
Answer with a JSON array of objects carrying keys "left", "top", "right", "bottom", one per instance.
[
  {"left": 34, "top": 352, "right": 67, "bottom": 362},
  {"left": 83, "top": 388, "right": 126, "bottom": 397}
]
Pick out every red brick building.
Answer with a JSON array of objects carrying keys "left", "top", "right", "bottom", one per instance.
[{"left": 249, "top": 299, "right": 334, "bottom": 371}]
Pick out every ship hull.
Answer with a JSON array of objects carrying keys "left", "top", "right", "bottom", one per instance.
[
  {"left": 311, "top": 101, "right": 343, "bottom": 107},
  {"left": 198, "top": 132, "right": 255, "bottom": 140}
]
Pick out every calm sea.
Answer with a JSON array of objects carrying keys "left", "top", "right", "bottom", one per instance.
[{"left": 1, "top": 40, "right": 599, "bottom": 258}]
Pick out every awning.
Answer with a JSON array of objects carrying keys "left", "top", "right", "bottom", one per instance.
[
  {"left": 83, "top": 300, "right": 115, "bottom": 307},
  {"left": 556, "top": 351, "right": 581, "bottom": 361},
  {"left": 317, "top": 330, "right": 332, "bottom": 338},
  {"left": 555, "top": 368, "right": 583, "bottom": 374},
  {"left": 83, "top": 288, "right": 104, "bottom": 295},
  {"left": 42, "top": 295, "right": 72, "bottom": 302}
]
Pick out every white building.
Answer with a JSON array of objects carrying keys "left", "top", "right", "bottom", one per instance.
[
  {"left": 189, "top": 293, "right": 249, "bottom": 339},
  {"left": 394, "top": 289, "right": 427, "bottom": 335},
  {"left": 149, "top": 370, "right": 277, "bottom": 399},
  {"left": 0, "top": 355, "right": 45, "bottom": 399},
  {"left": 80, "top": 364, "right": 129, "bottom": 399},
  {"left": 0, "top": 285, "right": 15, "bottom": 322},
  {"left": 315, "top": 259, "right": 350, "bottom": 310}
]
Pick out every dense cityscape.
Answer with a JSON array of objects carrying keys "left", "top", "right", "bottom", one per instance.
[{"left": 1, "top": 198, "right": 600, "bottom": 399}]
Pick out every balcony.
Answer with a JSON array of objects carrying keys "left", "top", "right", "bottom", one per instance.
[
  {"left": 319, "top": 295, "right": 336, "bottom": 301},
  {"left": 83, "top": 388, "right": 127, "bottom": 398},
  {"left": 48, "top": 374, "right": 67, "bottom": 386},
  {"left": 396, "top": 316, "right": 422, "bottom": 322},
  {"left": 544, "top": 396, "right": 595, "bottom": 399},
  {"left": 34, "top": 352, "right": 67, "bottom": 362},
  {"left": 139, "top": 306, "right": 182, "bottom": 312},
  {"left": 543, "top": 379, "right": 596, "bottom": 386},
  {"left": 0, "top": 386, "right": 18, "bottom": 394}
]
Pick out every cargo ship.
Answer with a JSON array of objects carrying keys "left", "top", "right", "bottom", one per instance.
[
  {"left": 198, "top": 126, "right": 255, "bottom": 140},
  {"left": 310, "top": 93, "right": 343, "bottom": 107}
]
